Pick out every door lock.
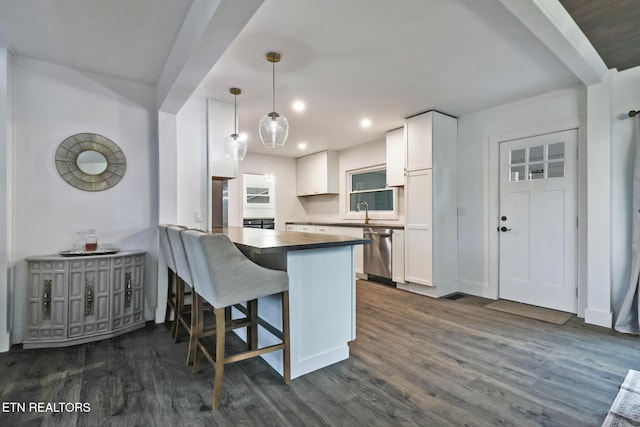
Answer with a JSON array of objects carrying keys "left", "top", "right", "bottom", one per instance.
[{"left": 500, "top": 226, "right": 512, "bottom": 232}]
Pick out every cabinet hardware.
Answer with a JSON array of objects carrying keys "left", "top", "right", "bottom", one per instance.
[
  {"left": 85, "top": 280, "right": 94, "bottom": 317},
  {"left": 42, "top": 280, "right": 52, "bottom": 320},
  {"left": 125, "top": 272, "right": 132, "bottom": 308}
]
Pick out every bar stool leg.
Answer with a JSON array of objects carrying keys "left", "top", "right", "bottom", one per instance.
[
  {"left": 282, "top": 291, "right": 291, "bottom": 384},
  {"left": 247, "top": 299, "right": 258, "bottom": 351},
  {"left": 213, "top": 307, "right": 226, "bottom": 409},
  {"left": 164, "top": 268, "right": 174, "bottom": 324},
  {"left": 173, "top": 277, "right": 185, "bottom": 342},
  {"left": 187, "top": 289, "right": 199, "bottom": 366},
  {"left": 192, "top": 293, "right": 203, "bottom": 374}
]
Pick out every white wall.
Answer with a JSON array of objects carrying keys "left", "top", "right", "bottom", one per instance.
[
  {"left": 457, "top": 85, "right": 586, "bottom": 305},
  {"left": 176, "top": 96, "right": 208, "bottom": 229},
  {"left": 0, "top": 48, "right": 13, "bottom": 351},
  {"left": 298, "top": 139, "right": 405, "bottom": 225},
  {"left": 230, "top": 152, "right": 306, "bottom": 230},
  {"left": 11, "top": 56, "right": 158, "bottom": 343},
  {"left": 610, "top": 67, "right": 640, "bottom": 319}
]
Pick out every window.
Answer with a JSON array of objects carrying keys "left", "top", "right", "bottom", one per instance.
[
  {"left": 509, "top": 142, "right": 565, "bottom": 182},
  {"left": 347, "top": 166, "right": 397, "bottom": 219}
]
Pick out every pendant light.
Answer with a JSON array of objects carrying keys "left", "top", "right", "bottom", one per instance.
[
  {"left": 224, "top": 87, "right": 248, "bottom": 162},
  {"left": 259, "top": 52, "right": 289, "bottom": 148}
]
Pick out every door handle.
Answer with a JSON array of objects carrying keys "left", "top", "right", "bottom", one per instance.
[{"left": 500, "top": 226, "right": 512, "bottom": 232}]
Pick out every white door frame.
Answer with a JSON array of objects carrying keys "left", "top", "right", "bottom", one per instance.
[{"left": 487, "top": 119, "right": 585, "bottom": 316}]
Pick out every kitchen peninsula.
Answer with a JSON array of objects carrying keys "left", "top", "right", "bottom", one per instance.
[{"left": 212, "top": 227, "right": 368, "bottom": 379}]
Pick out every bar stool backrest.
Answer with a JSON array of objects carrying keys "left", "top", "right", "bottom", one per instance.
[
  {"left": 158, "top": 224, "right": 177, "bottom": 272},
  {"left": 167, "top": 225, "right": 192, "bottom": 285},
  {"left": 181, "top": 230, "right": 288, "bottom": 309}
]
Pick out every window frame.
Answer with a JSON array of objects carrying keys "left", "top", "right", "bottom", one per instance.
[{"left": 345, "top": 164, "right": 398, "bottom": 221}]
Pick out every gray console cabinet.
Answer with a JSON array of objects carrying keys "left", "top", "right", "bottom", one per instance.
[{"left": 24, "top": 251, "right": 145, "bottom": 348}]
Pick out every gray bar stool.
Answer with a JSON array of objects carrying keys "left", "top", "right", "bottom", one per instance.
[
  {"left": 166, "top": 225, "right": 195, "bottom": 358},
  {"left": 180, "top": 229, "right": 291, "bottom": 409}
]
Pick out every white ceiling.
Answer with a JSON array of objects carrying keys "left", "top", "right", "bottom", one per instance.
[
  {"left": 0, "top": 0, "right": 192, "bottom": 86},
  {"left": 0, "top": 0, "right": 582, "bottom": 158}
]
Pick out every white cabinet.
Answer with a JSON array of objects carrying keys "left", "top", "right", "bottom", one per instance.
[
  {"left": 386, "top": 127, "right": 405, "bottom": 187},
  {"left": 297, "top": 224, "right": 317, "bottom": 233},
  {"left": 392, "top": 229, "right": 405, "bottom": 284},
  {"left": 406, "top": 112, "right": 433, "bottom": 171},
  {"left": 401, "top": 111, "right": 457, "bottom": 298},
  {"left": 314, "top": 225, "right": 331, "bottom": 234},
  {"left": 405, "top": 169, "right": 433, "bottom": 286},
  {"left": 330, "top": 226, "right": 365, "bottom": 276},
  {"left": 24, "top": 251, "right": 146, "bottom": 348},
  {"left": 296, "top": 150, "right": 339, "bottom": 196},
  {"left": 286, "top": 224, "right": 365, "bottom": 276}
]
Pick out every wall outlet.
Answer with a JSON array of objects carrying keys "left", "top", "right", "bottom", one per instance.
[{"left": 195, "top": 209, "right": 202, "bottom": 222}]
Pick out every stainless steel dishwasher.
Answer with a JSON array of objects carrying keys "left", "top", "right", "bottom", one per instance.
[{"left": 363, "top": 227, "right": 393, "bottom": 281}]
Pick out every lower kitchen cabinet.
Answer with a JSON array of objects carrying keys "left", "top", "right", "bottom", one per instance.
[
  {"left": 286, "top": 224, "right": 365, "bottom": 276},
  {"left": 392, "top": 229, "right": 405, "bottom": 284},
  {"left": 24, "top": 251, "right": 146, "bottom": 348},
  {"left": 330, "top": 226, "right": 364, "bottom": 276}
]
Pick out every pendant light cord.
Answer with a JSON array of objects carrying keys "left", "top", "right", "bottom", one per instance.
[
  {"left": 234, "top": 93, "right": 238, "bottom": 135},
  {"left": 272, "top": 60, "right": 276, "bottom": 113}
]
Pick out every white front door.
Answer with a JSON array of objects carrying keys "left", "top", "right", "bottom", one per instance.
[{"left": 499, "top": 129, "right": 577, "bottom": 313}]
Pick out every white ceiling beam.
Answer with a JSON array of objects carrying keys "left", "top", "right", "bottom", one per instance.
[
  {"left": 499, "top": 0, "right": 609, "bottom": 86},
  {"left": 155, "top": 0, "right": 264, "bottom": 113}
]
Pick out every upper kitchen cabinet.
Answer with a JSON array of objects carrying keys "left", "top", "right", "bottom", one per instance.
[
  {"left": 405, "top": 111, "right": 457, "bottom": 172},
  {"left": 386, "top": 127, "right": 405, "bottom": 187},
  {"left": 296, "top": 150, "right": 339, "bottom": 196}
]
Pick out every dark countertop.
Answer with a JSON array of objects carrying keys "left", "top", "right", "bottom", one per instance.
[
  {"left": 286, "top": 221, "right": 405, "bottom": 230},
  {"left": 219, "top": 226, "right": 369, "bottom": 254}
]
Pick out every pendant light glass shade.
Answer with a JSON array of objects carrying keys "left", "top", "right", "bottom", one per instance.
[
  {"left": 259, "top": 52, "right": 288, "bottom": 148},
  {"left": 259, "top": 112, "right": 288, "bottom": 148},
  {"left": 224, "top": 133, "right": 247, "bottom": 162},
  {"left": 223, "top": 87, "right": 247, "bottom": 162}
]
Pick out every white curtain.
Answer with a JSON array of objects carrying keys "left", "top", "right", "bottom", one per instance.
[{"left": 615, "top": 117, "right": 640, "bottom": 334}]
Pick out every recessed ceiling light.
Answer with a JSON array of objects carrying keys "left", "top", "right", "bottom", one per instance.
[
  {"left": 298, "top": 142, "right": 307, "bottom": 150},
  {"left": 293, "top": 101, "right": 305, "bottom": 112},
  {"left": 360, "top": 118, "right": 372, "bottom": 128}
]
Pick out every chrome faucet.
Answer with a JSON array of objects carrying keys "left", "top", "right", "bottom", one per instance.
[{"left": 356, "top": 201, "right": 370, "bottom": 224}]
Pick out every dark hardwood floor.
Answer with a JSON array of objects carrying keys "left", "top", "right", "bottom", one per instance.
[{"left": 1, "top": 280, "right": 638, "bottom": 426}]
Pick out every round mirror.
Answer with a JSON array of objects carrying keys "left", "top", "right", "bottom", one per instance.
[
  {"left": 76, "top": 150, "right": 108, "bottom": 175},
  {"left": 55, "top": 133, "right": 126, "bottom": 192}
]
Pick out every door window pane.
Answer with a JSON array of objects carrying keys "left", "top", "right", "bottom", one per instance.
[
  {"left": 548, "top": 142, "right": 564, "bottom": 161},
  {"left": 529, "top": 145, "right": 544, "bottom": 163},
  {"left": 528, "top": 164, "right": 545, "bottom": 180},
  {"left": 510, "top": 165, "right": 525, "bottom": 182},
  {"left": 510, "top": 148, "right": 525, "bottom": 165},
  {"left": 548, "top": 161, "right": 564, "bottom": 178}
]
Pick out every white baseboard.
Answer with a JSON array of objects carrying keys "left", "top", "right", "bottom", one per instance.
[
  {"left": 584, "top": 308, "right": 612, "bottom": 328},
  {"left": 0, "top": 331, "right": 10, "bottom": 353},
  {"left": 155, "top": 306, "right": 168, "bottom": 324}
]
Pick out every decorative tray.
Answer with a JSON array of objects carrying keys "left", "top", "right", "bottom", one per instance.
[{"left": 59, "top": 249, "right": 120, "bottom": 257}]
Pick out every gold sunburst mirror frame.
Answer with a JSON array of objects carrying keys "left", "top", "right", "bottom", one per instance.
[{"left": 55, "top": 133, "right": 126, "bottom": 192}]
